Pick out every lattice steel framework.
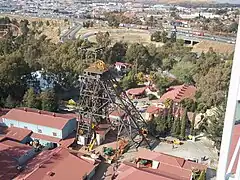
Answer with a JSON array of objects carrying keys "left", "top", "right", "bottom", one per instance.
[{"left": 76, "top": 66, "right": 151, "bottom": 149}]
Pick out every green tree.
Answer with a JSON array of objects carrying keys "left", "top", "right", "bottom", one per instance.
[
  {"left": 120, "top": 70, "right": 137, "bottom": 90},
  {"left": 162, "top": 58, "right": 176, "bottom": 71},
  {"left": 107, "top": 42, "right": 127, "bottom": 64},
  {"left": 5, "top": 95, "right": 16, "bottom": 108},
  {"left": 167, "top": 108, "right": 174, "bottom": 130},
  {"left": 171, "top": 61, "right": 195, "bottom": 84},
  {"left": 40, "top": 90, "right": 58, "bottom": 112},
  {"left": 181, "top": 98, "right": 195, "bottom": 111},
  {"left": 46, "top": 20, "right": 50, "bottom": 26},
  {"left": 195, "top": 61, "right": 231, "bottom": 107},
  {"left": 151, "top": 31, "right": 168, "bottom": 43},
  {"left": 180, "top": 108, "right": 187, "bottom": 139},
  {"left": 154, "top": 115, "right": 168, "bottom": 135},
  {"left": 96, "top": 31, "right": 111, "bottom": 48},
  {"left": 170, "top": 31, "right": 177, "bottom": 43},
  {"left": 38, "top": 21, "right": 43, "bottom": 27},
  {"left": 155, "top": 76, "right": 179, "bottom": 96},
  {"left": 174, "top": 114, "right": 181, "bottom": 136},
  {"left": 206, "top": 106, "right": 224, "bottom": 150},
  {"left": 22, "top": 88, "right": 41, "bottom": 109},
  {"left": 197, "top": 170, "right": 206, "bottom": 180},
  {"left": 125, "top": 43, "right": 151, "bottom": 72},
  {"left": 105, "top": 13, "right": 120, "bottom": 28},
  {"left": 161, "top": 31, "right": 168, "bottom": 43},
  {"left": 148, "top": 15, "right": 154, "bottom": 27},
  {"left": 151, "top": 31, "right": 161, "bottom": 42},
  {"left": 190, "top": 112, "right": 196, "bottom": 136},
  {"left": 228, "top": 22, "right": 238, "bottom": 33},
  {"left": 20, "top": 19, "right": 29, "bottom": 36}
]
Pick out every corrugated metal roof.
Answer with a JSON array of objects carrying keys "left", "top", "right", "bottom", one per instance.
[
  {"left": 2, "top": 108, "right": 76, "bottom": 130},
  {"left": 15, "top": 148, "right": 99, "bottom": 180}
]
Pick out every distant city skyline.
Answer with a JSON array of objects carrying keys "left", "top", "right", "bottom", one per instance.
[{"left": 216, "top": 0, "right": 240, "bottom": 4}]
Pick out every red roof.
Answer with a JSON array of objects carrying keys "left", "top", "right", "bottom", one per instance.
[
  {"left": 159, "top": 84, "right": 196, "bottom": 103},
  {"left": 0, "top": 139, "right": 32, "bottom": 158},
  {"left": 117, "top": 148, "right": 207, "bottom": 180},
  {"left": 59, "top": 132, "right": 76, "bottom": 148},
  {"left": 127, "top": 87, "right": 147, "bottom": 96},
  {"left": 95, "top": 124, "right": 111, "bottom": 135},
  {"left": 115, "top": 62, "right": 131, "bottom": 67},
  {"left": 228, "top": 124, "right": 240, "bottom": 173},
  {"left": 0, "top": 108, "right": 10, "bottom": 116},
  {"left": 31, "top": 133, "right": 61, "bottom": 143},
  {"left": 117, "top": 161, "right": 191, "bottom": 180},
  {"left": 5, "top": 127, "right": 32, "bottom": 142},
  {"left": 15, "top": 147, "right": 99, "bottom": 180},
  {"left": 2, "top": 108, "right": 76, "bottom": 130},
  {"left": 146, "top": 106, "right": 160, "bottom": 114},
  {"left": 137, "top": 148, "right": 207, "bottom": 171},
  {"left": 109, "top": 110, "right": 125, "bottom": 118},
  {"left": 0, "top": 150, "right": 19, "bottom": 180}
]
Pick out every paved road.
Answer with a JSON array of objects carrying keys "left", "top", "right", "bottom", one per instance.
[
  {"left": 81, "top": 28, "right": 236, "bottom": 44},
  {"left": 60, "top": 22, "right": 82, "bottom": 41}
]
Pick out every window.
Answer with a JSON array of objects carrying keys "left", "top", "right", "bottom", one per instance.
[
  {"left": 52, "top": 132, "right": 57, "bottom": 136},
  {"left": 38, "top": 129, "right": 42, "bottom": 133},
  {"left": 24, "top": 126, "right": 28, "bottom": 129},
  {"left": 10, "top": 123, "right": 14, "bottom": 127}
]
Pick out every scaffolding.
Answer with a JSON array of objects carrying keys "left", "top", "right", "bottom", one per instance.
[{"left": 76, "top": 61, "right": 151, "bottom": 149}]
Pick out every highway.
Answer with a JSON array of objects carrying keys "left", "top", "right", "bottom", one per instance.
[
  {"left": 60, "top": 22, "right": 82, "bottom": 42},
  {"left": 165, "top": 28, "right": 236, "bottom": 44},
  {"left": 80, "top": 28, "right": 236, "bottom": 45},
  {"left": 61, "top": 20, "right": 236, "bottom": 44},
  {"left": 119, "top": 23, "right": 236, "bottom": 44}
]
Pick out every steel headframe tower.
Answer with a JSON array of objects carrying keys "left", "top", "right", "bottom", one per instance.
[
  {"left": 76, "top": 61, "right": 151, "bottom": 149},
  {"left": 217, "top": 18, "right": 240, "bottom": 180}
]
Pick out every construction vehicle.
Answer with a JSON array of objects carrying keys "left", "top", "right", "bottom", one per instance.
[
  {"left": 173, "top": 139, "right": 181, "bottom": 145},
  {"left": 160, "top": 138, "right": 183, "bottom": 145},
  {"left": 87, "top": 60, "right": 108, "bottom": 72},
  {"left": 87, "top": 123, "right": 97, "bottom": 151},
  {"left": 103, "top": 147, "right": 115, "bottom": 164},
  {"left": 102, "top": 139, "right": 129, "bottom": 164}
]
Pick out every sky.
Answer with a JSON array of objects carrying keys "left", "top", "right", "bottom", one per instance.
[{"left": 216, "top": 0, "right": 240, "bottom": 4}]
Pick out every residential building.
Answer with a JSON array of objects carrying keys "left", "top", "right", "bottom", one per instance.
[
  {"left": 159, "top": 84, "right": 196, "bottom": 104},
  {"left": 114, "top": 62, "right": 132, "bottom": 74},
  {"left": 126, "top": 87, "right": 147, "bottom": 99},
  {"left": 145, "top": 106, "right": 161, "bottom": 120},
  {"left": 1, "top": 108, "right": 77, "bottom": 148},
  {"left": 15, "top": 147, "right": 100, "bottom": 180}
]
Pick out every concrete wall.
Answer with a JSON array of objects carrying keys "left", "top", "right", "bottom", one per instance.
[
  {"left": 62, "top": 118, "right": 77, "bottom": 139},
  {"left": 18, "top": 148, "right": 38, "bottom": 165},
  {"left": 88, "top": 167, "right": 96, "bottom": 180},
  {"left": 31, "top": 137, "right": 56, "bottom": 148},
  {"left": 2, "top": 118, "right": 62, "bottom": 139}
]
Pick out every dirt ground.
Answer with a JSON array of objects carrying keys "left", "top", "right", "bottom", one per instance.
[
  {"left": 0, "top": 13, "right": 71, "bottom": 43},
  {"left": 77, "top": 27, "right": 163, "bottom": 46},
  {"left": 153, "top": 136, "right": 219, "bottom": 169}
]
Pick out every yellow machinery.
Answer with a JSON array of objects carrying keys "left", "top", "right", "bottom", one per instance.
[
  {"left": 87, "top": 123, "right": 97, "bottom": 152},
  {"left": 88, "top": 138, "right": 96, "bottom": 151},
  {"left": 141, "top": 128, "right": 148, "bottom": 137},
  {"left": 89, "top": 60, "right": 107, "bottom": 71},
  {"left": 173, "top": 139, "right": 181, "bottom": 145}
]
